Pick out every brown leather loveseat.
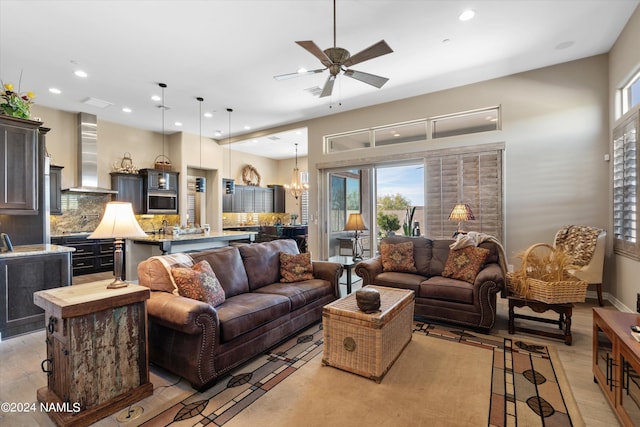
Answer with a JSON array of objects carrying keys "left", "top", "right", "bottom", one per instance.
[
  {"left": 138, "top": 239, "right": 342, "bottom": 390},
  {"left": 355, "top": 236, "right": 505, "bottom": 332}
]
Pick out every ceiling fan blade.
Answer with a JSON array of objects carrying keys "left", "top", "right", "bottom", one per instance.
[
  {"left": 343, "top": 40, "right": 393, "bottom": 67},
  {"left": 343, "top": 69, "right": 389, "bottom": 88},
  {"left": 320, "top": 75, "right": 336, "bottom": 98},
  {"left": 273, "top": 68, "right": 325, "bottom": 81},
  {"left": 296, "top": 41, "right": 333, "bottom": 67}
]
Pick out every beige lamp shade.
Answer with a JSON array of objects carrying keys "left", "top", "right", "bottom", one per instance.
[
  {"left": 448, "top": 204, "right": 475, "bottom": 221},
  {"left": 89, "top": 202, "right": 147, "bottom": 239},
  {"left": 344, "top": 213, "right": 368, "bottom": 231}
]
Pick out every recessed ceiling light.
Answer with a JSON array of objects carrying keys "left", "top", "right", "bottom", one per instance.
[
  {"left": 555, "top": 41, "right": 574, "bottom": 50},
  {"left": 151, "top": 95, "right": 161, "bottom": 102},
  {"left": 244, "top": 125, "right": 251, "bottom": 130},
  {"left": 442, "top": 38, "right": 451, "bottom": 44},
  {"left": 122, "top": 107, "right": 132, "bottom": 113},
  {"left": 214, "top": 130, "right": 222, "bottom": 137},
  {"left": 204, "top": 112, "right": 213, "bottom": 118},
  {"left": 297, "top": 68, "right": 308, "bottom": 74},
  {"left": 49, "top": 88, "right": 61, "bottom": 94},
  {"left": 74, "top": 70, "right": 88, "bottom": 78},
  {"left": 175, "top": 122, "right": 182, "bottom": 127},
  {"left": 459, "top": 9, "right": 475, "bottom": 21}
]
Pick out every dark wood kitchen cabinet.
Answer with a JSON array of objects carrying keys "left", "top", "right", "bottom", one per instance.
[
  {"left": 0, "top": 115, "right": 40, "bottom": 214},
  {"left": 49, "top": 165, "right": 63, "bottom": 215},
  {"left": 111, "top": 172, "right": 144, "bottom": 214},
  {"left": 51, "top": 236, "right": 118, "bottom": 277},
  {"left": 0, "top": 251, "right": 72, "bottom": 339}
]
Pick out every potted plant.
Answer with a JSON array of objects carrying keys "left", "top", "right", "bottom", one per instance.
[{"left": 377, "top": 212, "right": 400, "bottom": 237}]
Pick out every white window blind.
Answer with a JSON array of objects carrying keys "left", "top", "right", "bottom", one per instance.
[
  {"left": 425, "top": 150, "right": 503, "bottom": 241},
  {"left": 613, "top": 113, "right": 639, "bottom": 258}
]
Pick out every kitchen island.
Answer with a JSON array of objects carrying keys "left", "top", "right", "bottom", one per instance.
[
  {"left": 0, "top": 244, "right": 74, "bottom": 339},
  {"left": 125, "top": 230, "right": 257, "bottom": 281}
]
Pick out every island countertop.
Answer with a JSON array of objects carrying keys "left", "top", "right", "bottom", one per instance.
[
  {"left": 128, "top": 230, "right": 257, "bottom": 244},
  {"left": 0, "top": 244, "right": 75, "bottom": 259}
]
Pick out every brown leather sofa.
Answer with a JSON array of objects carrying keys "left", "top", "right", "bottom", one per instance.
[
  {"left": 355, "top": 236, "right": 504, "bottom": 332},
  {"left": 137, "top": 239, "right": 342, "bottom": 390}
]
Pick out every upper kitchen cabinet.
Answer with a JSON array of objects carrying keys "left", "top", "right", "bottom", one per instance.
[
  {"left": 0, "top": 115, "right": 40, "bottom": 214},
  {"left": 111, "top": 172, "right": 144, "bottom": 214},
  {"left": 49, "top": 165, "right": 63, "bottom": 215}
]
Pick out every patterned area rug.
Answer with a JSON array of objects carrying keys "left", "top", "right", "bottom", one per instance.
[{"left": 141, "top": 321, "right": 582, "bottom": 427}]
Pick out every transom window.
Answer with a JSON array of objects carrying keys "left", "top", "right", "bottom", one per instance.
[{"left": 622, "top": 70, "right": 640, "bottom": 116}]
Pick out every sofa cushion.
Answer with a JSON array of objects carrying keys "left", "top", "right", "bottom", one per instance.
[
  {"left": 442, "top": 246, "right": 490, "bottom": 284},
  {"left": 239, "top": 239, "right": 299, "bottom": 290},
  {"left": 191, "top": 246, "right": 249, "bottom": 297},
  {"left": 420, "top": 276, "right": 474, "bottom": 304},
  {"left": 171, "top": 260, "right": 225, "bottom": 307},
  {"left": 280, "top": 252, "right": 313, "bottom": 283},
  {"left": 254, "top": 279, "right": 332, "bottom": 311},
  {"left": 137, "top": 253, "right": 194, "bottom": 294},
  {"left": 380, "top": 241, "right": 417, "bottom": 273},
  {"left": 215, "top": 293, "right": 291, "bottom": 342},
  {"left": 429, "top": 239, "right": 456, "bottom": 276},
  {"left": 372, "top": 271, "right": 425, "bottom": 294},
  {"left": 381, "top": 236, "right": 432, "bottom": 276}
]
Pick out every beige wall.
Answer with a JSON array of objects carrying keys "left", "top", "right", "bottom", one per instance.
[
  {"left": 609, "top": 5, "right": 640, "bottom": 311},
  {"left": 297, "top": 55, "right": 609, "bottom": 270}
]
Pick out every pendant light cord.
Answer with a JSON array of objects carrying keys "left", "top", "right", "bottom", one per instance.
[
  {"left": 227, "top": 108, "right": 233, "bottom": 178},
  {"left": 197, "top": 97, "right": 203, "bottom": 168},
  {"left": 159, "top": 83, "right": 166, "bottom": 159}
]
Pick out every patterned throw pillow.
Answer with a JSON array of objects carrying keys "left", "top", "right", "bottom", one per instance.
[
  {"left": 280, "top": 252, "right": 314, "bottom": 283},
  {"left": 380, "top": 241, "right": 417, "bottom": 273},
  {"left": 442, "top": 246, "right": 490, "bottom": 284},
  {"left": 171, "top": 260, "right": 225, "bottom": 307}
]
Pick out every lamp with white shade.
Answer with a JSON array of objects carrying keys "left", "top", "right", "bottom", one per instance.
[{"left": 89, "top": 201, "right": 147, "bottom": 289}]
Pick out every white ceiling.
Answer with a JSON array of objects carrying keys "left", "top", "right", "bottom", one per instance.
[{"left": 1, "top": 0, "right": 638, "bottom": 159}]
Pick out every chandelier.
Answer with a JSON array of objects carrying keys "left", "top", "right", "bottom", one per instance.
[{"left": 284, "top": 143, "right": 308, "bottom": 199}]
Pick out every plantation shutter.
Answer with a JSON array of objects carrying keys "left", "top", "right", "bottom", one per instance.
[
  {"left": 613, "top": 113, "right": 639, "bottom": 257},
  {"left": 425, "top": 149, "right": 503, "bottom": 241}
]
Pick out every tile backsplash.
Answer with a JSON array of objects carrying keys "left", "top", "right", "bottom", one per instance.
[{"left": 50, "top": 193, "right": 111, "bottom": 235}]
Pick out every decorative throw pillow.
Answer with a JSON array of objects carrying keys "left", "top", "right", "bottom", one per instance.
[
  {"left": 380, "top": 241, "right": 417, "bottom": 273},
  {"left": 280, "top": 252, "right": 314, "bottom": 283},
  {"left": 442, "top": 246, "right": 490, "bottom": 284},
  {"left": 171, "top": 260, "right": 225, "bottom": 307}
]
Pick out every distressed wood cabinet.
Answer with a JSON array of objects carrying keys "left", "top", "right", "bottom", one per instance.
[{"left": 34, "top": 281, "right": 152, "bottom": 427}]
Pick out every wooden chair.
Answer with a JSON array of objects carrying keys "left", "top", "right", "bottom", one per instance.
[{"left": 553, "top": 227, "right": 606, "bottom": 306}]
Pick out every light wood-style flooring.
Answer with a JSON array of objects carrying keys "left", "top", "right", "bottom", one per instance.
[{"left": 0, "top": 273, "right": 622, "bottom": 426}]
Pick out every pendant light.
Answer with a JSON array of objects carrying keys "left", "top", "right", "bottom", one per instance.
[
  {"left": 284, "top": 143, "right": 309, "bottom": 199},
  {"left": 195, "top": 96, "right": 206, "bottom": 193},
  {"left": 158, "top": 82, "right": 168, "bottom": 189},
  {"left": 225, "top": 108, "right": 235, "bottom": 195}
]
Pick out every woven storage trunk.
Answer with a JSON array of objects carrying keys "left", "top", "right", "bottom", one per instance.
[
  {"left": 322, "top": 286, "right": 415, "bottom": 382},
  {"left": 507, "top": 243, "right": 588, "bottom": 304}
]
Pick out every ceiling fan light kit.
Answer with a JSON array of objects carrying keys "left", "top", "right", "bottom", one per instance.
[{"left": 274, "top": 0, "right": 393, "bottom": 98}]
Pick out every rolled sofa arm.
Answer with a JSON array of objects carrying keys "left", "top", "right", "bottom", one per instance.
[
  {"left": 355, "top": 257, "right": 383, "bottom": 287},
  {"left": 474, "top": 263, "right": 505, "bottom": 291},
  {"left": 147, "top": 291, "right": 220, "bottom": 334},
  {"left": 312, "top": 261, "right": 343, "bottom": 298}
]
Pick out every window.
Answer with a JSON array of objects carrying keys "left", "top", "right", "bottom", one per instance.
[
  {"left": 325, "top": 106, "right": 501, "bottom": 153},
  {"left": 613, "top": 113, "right": 639, "bottom": 258},
  {"left": 425, "top": 149, "right": 503, "bottom": 241},
  {"left": 622, "top": 71, "right": 640, "bottom": 116}
]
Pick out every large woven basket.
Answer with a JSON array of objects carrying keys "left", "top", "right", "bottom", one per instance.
[
  {"left": 154, "top": 154, "right": 172, "bottom": 171},
  {"left": 507, "top": 243, "right": 588, "bottom": 304}
]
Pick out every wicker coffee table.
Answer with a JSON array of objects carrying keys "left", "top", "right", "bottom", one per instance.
[{"left": 322, "top": 285, "right": 415, "bottom": 382}]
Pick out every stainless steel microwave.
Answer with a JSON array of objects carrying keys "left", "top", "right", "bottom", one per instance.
[{"left": 146, "top": 192, "right": 178, "bottom": 214}]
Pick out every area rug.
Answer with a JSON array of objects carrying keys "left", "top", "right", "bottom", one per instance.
[{"left": 141, "top": 322, "right": 583, "bottom": 427}]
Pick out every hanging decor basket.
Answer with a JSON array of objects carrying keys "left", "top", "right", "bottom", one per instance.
[
  {"left": 506, "top": 243, "right": 588, "bottom": 304},
  {"left": 154, "top": 154, "right": 172, "bottom": 171}
]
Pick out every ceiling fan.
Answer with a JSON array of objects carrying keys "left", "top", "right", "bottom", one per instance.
[{"left": 274, "top": 0, "right": 393, "bottom": 98}]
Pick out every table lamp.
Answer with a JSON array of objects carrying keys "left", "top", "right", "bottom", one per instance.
[
  {"left": 448, "top": 203, "right": 475, "bottom": 236},
  {"left": 344, "top": 213, "right": 368, "bottom": 260},
  {"left": 89, "top": 201, "right": 147, "bottom": 289}
]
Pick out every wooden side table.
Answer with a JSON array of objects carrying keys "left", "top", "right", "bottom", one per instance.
[
  {"left": 508, "top": 296, "right": 573, "bottom": 345},
  {"left": 33, "top": 281, "right": 152, "bottom": 427},
  {"left": 328, "top": 255, "right": 365, "bottom": 294}
]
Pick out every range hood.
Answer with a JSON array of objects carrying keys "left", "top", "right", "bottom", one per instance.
[{"left": 63, "top": 112, "right": 118, "bottom": 194}]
